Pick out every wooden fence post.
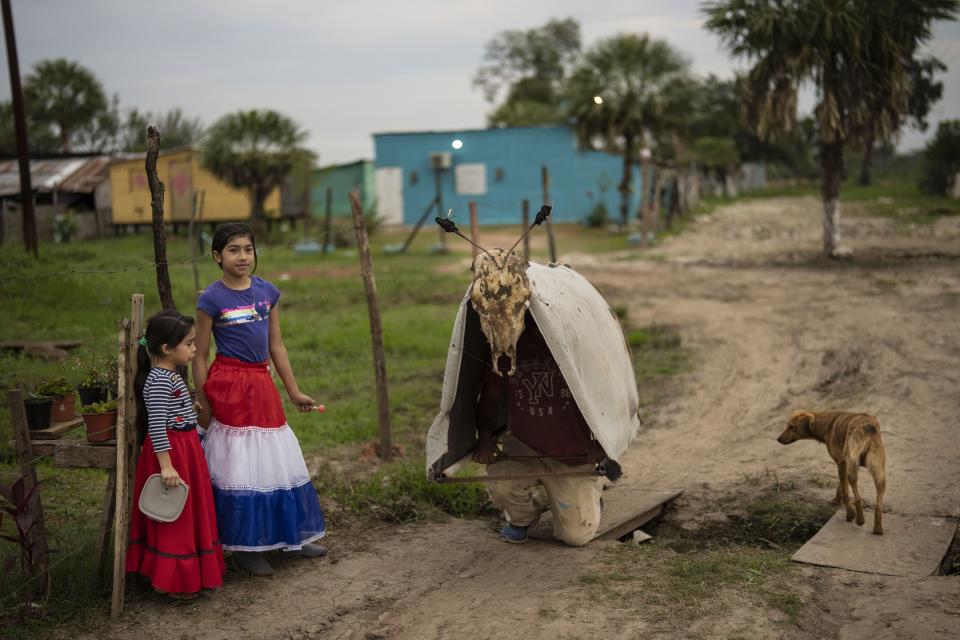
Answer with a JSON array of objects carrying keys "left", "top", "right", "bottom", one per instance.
[
  {"left": 521, "top": 199, "right": 530, "bottom": 260},
  {"left": 111, "top": 293, "right": 143, "bottom": 618},
  {"left": 7, "top": 389, "right": 51, "bottom": 600},
  {"left": 468, "top": 201, "right": 479, "bottom": 259},
  {"left": 348, "top": 191, "right": 392, "bottom": 461},
  {"left": 323, "top": 186, "right": 334, "bottom": 254},
  {"left": 540, "top": 167, "right": 557, "bottom": 263}
]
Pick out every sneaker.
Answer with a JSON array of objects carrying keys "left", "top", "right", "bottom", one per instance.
[
  {"left": 295, "top": 543, "right": 327, "bottom": 559},
  {"left": 233, "top": 551, "right": 274, "bottom": 576},
  {"left": 499, "top": 524, "right": 529, "bottom": 544}
]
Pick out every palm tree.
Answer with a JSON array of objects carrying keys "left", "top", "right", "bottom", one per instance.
[
  {"left": 23, "top": 59, "right": 108, "bottom": 153},
  {"left": 565, "top": 34, "right": 690, "bottom": 227},
  {"left": 703, "top": 0, "right": 958, "bottom": 256},
  {"left": 201, "top": 110, "right": 314, "bottom": 231}
]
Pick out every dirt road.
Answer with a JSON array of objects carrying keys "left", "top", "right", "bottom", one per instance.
[{"left": 77, "top": 197, "right": 960, "bottom": 640}]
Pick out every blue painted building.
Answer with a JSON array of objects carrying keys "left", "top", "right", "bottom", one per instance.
[{"left": 372, "top": 125, "right": 642, "bottom": 226}]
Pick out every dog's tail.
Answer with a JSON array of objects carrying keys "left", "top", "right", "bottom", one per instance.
[{"left": 845, "top": 418, "right": 882, "bottom": 468}]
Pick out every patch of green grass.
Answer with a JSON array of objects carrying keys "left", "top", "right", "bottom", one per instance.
[
  {"left": 666, "top": 548, "right": 791, "bottom": 603},
  {"left": 742, "top": 495, "right": 835, "bottom": 545},
  {"left": 626, "top": 325, "right": 691, "bottom": 418},
  {"left": 318, "top": 459, "right": 490, "bottom": 523},
  {"left": 764, "top": 589, "right": 805, "bottom": 626},
  {"left": 577, "top": 543, "right": 800, "bottom": 624}
]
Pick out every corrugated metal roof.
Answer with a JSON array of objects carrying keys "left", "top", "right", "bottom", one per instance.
[
  {"left": 0, "top": 156, "right": 111, "bottom": 196},
  {"left": 58, "top": 156, "right": 111, "bottom": 193}
]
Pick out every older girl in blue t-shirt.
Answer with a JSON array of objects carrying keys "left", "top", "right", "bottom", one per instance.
[{"left": 194, "top": 223, "right": 326, "bottom": 576}]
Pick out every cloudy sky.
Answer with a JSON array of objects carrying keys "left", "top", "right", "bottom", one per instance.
[{"left": 3, "top": 1, "right": 958, "bottom": 164}]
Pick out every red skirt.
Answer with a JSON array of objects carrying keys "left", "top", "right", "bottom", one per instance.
[
  {"left": 203, "top": 355, "right": 286, "bottom": 428},
  {"left": 126, "top": 429, "right": 226, "bottom": 594}
]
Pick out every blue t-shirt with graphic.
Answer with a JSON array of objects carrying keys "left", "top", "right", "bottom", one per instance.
[{"left": 197, "top": 276, "right": 280, "bottom": 364}]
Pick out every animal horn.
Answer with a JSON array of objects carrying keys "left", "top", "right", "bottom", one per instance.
[
  {"left": 506, "top": 204, "right": 552, "bottom": 257},
  {"left": 435, "top": 214, "right": 495, "bottom": 258}
]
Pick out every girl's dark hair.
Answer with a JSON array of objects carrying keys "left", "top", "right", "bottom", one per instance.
[
  {"left": 134, "top": 309, "right": 195, "bottom": 446},
  {"left": 211, "top": 223, "right": 257, "bottom": 274}
]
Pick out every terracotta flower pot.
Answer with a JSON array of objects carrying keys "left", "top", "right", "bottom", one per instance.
[
  {"left": 50, "top": 393, "right": 77, "bottom": 423},
  {"left": 83, "top": 410, "right": 117, "bottom": 442}
]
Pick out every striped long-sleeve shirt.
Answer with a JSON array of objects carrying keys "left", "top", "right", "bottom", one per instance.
[{"left": 143, "top": 367, "right": 198, "bottom": 453}]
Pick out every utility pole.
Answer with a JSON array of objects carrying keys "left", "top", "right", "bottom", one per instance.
[{"left": 2, "top": 0, "right": 38, "bottom": 258}]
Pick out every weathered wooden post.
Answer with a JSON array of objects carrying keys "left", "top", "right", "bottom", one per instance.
[
  {"left": 111, "top": 293, "right": 144, "bottom": 618},
  {"left": 323, "top": 186, "right": 333, "bottom": 254},
  {"left": 7, "top": 389, "right": 51, "bottom": 600},
  {"left": 521, "top": 199, "right": 531, "bottom": 260},
  {"left": 468, "top": 201, "right": 480, "bottom": 259},
  {"left": 145, "top": 126, "right": 175, "bottom": 310},
  {"left": 540, "top": 166, "right": 557, "bottom": 263},
  {"left": 348, "top": 191, "right": 392, "bottom": 461},
  {"left": 639, "top": 149, "right": 651, "bottom": 247}
]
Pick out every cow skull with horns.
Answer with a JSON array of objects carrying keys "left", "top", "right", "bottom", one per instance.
[{"left": 436, "top": 206, "right": 551, "bottom": 377}]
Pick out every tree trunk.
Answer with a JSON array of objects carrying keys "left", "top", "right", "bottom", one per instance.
[
  {"left": 250, "top": 186, "right": 268, "bottom": 235},
  {"left": 820, "top": 140, "right": 845, "bottom": 257},
  {"left": 618, "top": 135, "right": 634, "bottom": 229},
  {"left": 858, "top": 136, "right": 874, "bottom": 186},
  {"left": 59, "top": 122, "right": 71, "bottom": 153}
]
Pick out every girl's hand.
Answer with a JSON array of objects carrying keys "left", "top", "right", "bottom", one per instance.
[
  {"left": 289, "top": 391, "right": 316, "bottom": 413},
  {"left": 194, "top": 393, "right": 211, "bottom": 428},
  {"left": 160, "top": 465, "right": 183, "bottom": 488}
]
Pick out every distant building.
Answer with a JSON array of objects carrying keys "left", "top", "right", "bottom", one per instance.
[
  {"left": 0, "top": 155, "right": 112, "bottom": 242},
  {"left": 108, "top": 147, "right": 282, "bottom": 228},
  {"left": 311, "top": 160, "right": 375, "bottom": 218},
  {"left": 373, "top": 125, "right": 643, "bottom": 225}
]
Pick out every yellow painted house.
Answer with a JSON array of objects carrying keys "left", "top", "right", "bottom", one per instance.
[{"left": 109, "top": 148, "right": 281, "bottom": 225}]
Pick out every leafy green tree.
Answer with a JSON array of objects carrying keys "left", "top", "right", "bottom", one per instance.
[
  {"left": 23, "top": 59, "right": 109, "bottom": 153},
  {"left": 566, "top": 33, "right": 691, "bottom": 226},
  {"left": 704, "top": 0, "right": 959, "bottom": 256},
  {"left": 0, "top": 101, "right": 58, "bottom": 154},
  {"left": 859, "top": 55, "right": 946, "bottom": 185},
  {"left": 201, "top": 110, "right": 314, "bottom": 231},
  {"left": 920, "top": 119, "right": 960, "bottom": 195},
  {"left": 474, "top": 18, "right": 582, "bottom": 127},
  {"left": 120, "top": 108, "right": 204, "bottom": 152}
]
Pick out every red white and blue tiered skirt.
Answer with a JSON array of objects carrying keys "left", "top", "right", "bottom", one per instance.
[
  {"left": 202, "top": 356, "right": 326, "bottom": 552},
  {"left": 126, "top": 428, "right": 227, "bottom": 593}
]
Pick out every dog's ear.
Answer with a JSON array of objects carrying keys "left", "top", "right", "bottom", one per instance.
[{"left": 796, "top": 411, "right": 815, "bottom": 428}]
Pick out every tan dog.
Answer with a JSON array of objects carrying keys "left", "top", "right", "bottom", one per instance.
[{"left": 777, "top": 410, "right": 886, "bottom": 535}]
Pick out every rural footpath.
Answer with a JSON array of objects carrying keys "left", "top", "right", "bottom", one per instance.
[{"left": 67, "top": 195, "right": 960, "bottom": 640}]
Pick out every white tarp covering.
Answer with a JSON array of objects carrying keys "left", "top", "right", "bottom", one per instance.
[{"left": 426, "top": 262, "right": 641, "bottom": 479}]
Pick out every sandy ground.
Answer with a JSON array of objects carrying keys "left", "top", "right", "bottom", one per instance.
[{"left": 71, "top": 196, "right": 960, "bottom": 640}]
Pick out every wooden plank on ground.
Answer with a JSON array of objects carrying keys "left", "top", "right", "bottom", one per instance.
[
  {"left": 529, "top": 486, "right": 681, "bottom": 543},
  {"left": 28, "top": 416, "right": 83, "bottom": 440},
  {"left": 52, "top": 440, "right": 117, "bottom": 469},
  {"left": 792, "top": 510, "right": 956, "bottom": 577}
]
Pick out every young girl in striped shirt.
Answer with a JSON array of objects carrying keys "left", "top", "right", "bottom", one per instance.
[
  {"left": 126, "top": 309, "right": 226, "bottom": 599},
  {"left": 194, "top": 223, "right": 325, "bottom": 576}
]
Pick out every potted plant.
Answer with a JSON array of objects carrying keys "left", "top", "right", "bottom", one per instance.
[
  {"left": 81, "top": 400, "right": 118, "bottom": 442},
  {"left": 71, "top": 354, "right": 109, "bottom": 406},
  {"left": 36, "top": 377, "right": 76, "bottom": 423},
  {"left": 23, "top": 391, "right": 53, "bottom": 431}
]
